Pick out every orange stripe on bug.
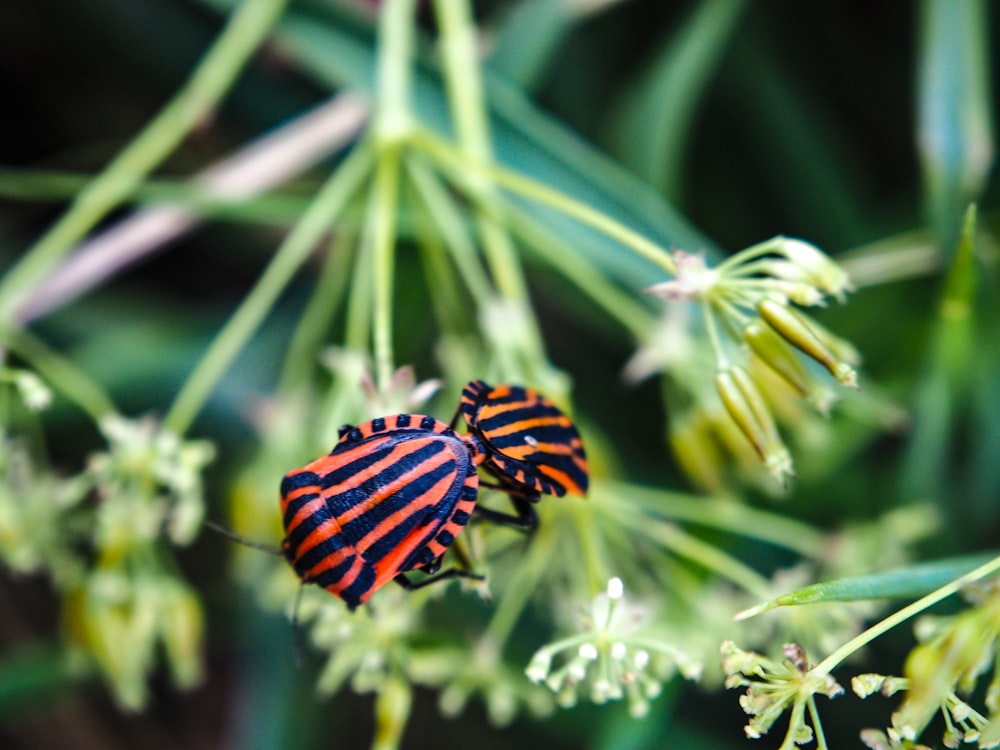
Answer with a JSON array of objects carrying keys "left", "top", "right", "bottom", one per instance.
[{"left": 279, "top": 414, "right": 482, "bottom": 611}]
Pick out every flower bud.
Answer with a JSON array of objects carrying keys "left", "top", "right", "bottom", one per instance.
[
  {"left": 159, "top": 582, "right": 204, "bottom": 690},
  {"left": 776, "top": 238, "right": 853, "bottom": 302},
  {"left": 715, "top": 367, "right": 793, "bottom": 484},
  {"left": 606, "top": 577, "right": 624, "bottom": 600},
  {"left": 525, "top": 650, "right": 553, "bottom": 683},
  {"left": 668, "top": 411, "right": 727, "bottom": 494},
  {"left": 851, "top": 673, "right": 887, "bottom": 698},
  {"left": 374, "top": 676, "right": 413, "bottom": 750},
  {"left": 758, "top": 299, "right": 858, "bottom": 388},
  {"left": 744, "top": 320, "right": 812, "bottom": 398},
  {"left": 14, "top": 371, "right": 52, "bottom": 411}
]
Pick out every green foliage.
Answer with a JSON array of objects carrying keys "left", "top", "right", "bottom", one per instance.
[{"left": 0, "top": 1, "right": 999, "bottom": 749}]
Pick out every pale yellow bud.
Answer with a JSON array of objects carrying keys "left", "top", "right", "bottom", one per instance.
[
  {"left": 715, "top": 367, "right": 793, "bottom": 484},
  {"left": 758, "top": 299, "right": 858, "bottom": 388},
  {"left": 777, "top": 238, "right": 853, "bottom": 302}
]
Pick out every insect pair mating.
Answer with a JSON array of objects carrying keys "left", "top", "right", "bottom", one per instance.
[{"left": 279, "top": 380, "right": 589, "bottom": 611}]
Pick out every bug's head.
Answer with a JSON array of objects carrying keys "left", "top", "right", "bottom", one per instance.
[{"left": 461, "top": 433, "right": 488, "bottom": 467}]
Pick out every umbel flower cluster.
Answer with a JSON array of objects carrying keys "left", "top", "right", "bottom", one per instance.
[
  {"left": 525, "top": 578, "right": 701, "bottom": 718},
  {"left": 723, "top": 640, "right": 844, "bottom": 749},
  {"left": 635, "top": 237, "right": 859, "bottom": 488}
]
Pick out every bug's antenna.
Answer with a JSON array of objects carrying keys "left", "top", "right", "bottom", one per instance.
[
  {"left": 203, "top": 520, "right": 284, "bottom": 556},
  {"left": 290, "top": 581, "right": 307, "bottom": 667}
]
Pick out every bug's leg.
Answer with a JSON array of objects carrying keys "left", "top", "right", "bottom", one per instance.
[
  {"left": 447, "top": 402, "right": 464, "bottom": 430},
  {"left": 290, "top": 581, "right": 308, "bottom": 667},
  {"left": 394, "top": 567, "right": 485, "bottom": 591},
  {"left": 336, "top": 423, "right": 356, "bottom": 439},
  {"left": 474, "top": 482, "right": 540, "bottom": 534},
  {"left": 421, "top": 552, "right": 444, "bottom": 576}
]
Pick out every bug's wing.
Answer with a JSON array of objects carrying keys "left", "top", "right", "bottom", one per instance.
[
  {"left": 319, "top": 433, "right": 477, "bottom": 593},
  {"left": 475, "top": 387, "right": 589, "bottom": 496}
]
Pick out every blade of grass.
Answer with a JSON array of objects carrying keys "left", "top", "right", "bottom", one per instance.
[
  {"left": 195, "top": 0, "right": 717, "bottom": 287},
  {"left": 916, "top": 0, "right": 994, "bottom": 245},
  {"left": 738, "top": 551, "right": 998, "bottom": 620},
  {"left": 900, "top": 205, "right": 978, "bottom": 517},
  {"left": 0, "top": 0, "right": 292, "bottom": 323},
  {"left": 608, "top": 0, "right": 747, "bottom": 199},
  {"left": 8, "top": 94, "right": 367, "bottom": 324}
]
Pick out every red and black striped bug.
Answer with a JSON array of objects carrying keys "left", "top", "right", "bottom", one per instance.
[
  {"left": 456, "top": 380, "right": 589, "bottom": 528},
  {"left": 280, "top": 413, "right": 482, "bottom": 611}
]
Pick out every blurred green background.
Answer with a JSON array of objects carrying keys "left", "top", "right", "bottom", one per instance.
[{"left": 1, "top": 0, "right": 999, "bottom": 748}]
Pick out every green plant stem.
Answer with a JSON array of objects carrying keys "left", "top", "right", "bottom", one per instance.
[
  {"left": 434, "top": 0, "right": 545, "bottom": 359},
  {"left": 369, "top": 150, "right": 402, "bottom": 393},
  {"left": 405, "top": 158, "right": 494, "bottom": 302},
  {"left": 715, "top": 236, "right": 785, "bottom": 273},
  {"left": 277, "top": 221, "right": 359, "bottom": 393},
  {"left": 702, "top": 301, "right": 728, "bottom": 368},
  {"left": 0, "top": 171, "right": 314, "bottom": 225},
  {"left": 617, "top": 508, "right": 773, "bottom": 597},
  {"left": 615, "top": 482, "right": 827, "bottom": 558},
  {"left": 344, "top": 217, "right": 376, "bottom": 354},
  {"left": 0, "top": 327, "right": 116, "bottom": 421},
  {"left": 375, "top": 0, "right": 415, "bottom": 143},
  {"left": 433, "top": 0, "right": 533, "bottom": 309},
  {"left": 414, "top": 130, "right": 677, "bottom": 276},
  {"left": 814, "top": 552, "right": 1000, "bottom": 674},
  {"left": 411, "top": 185, "right": 472, "bottom": 335},
  {"left": 367, "top": 0, "right": 416, "bottom": 393},
  {"left": 570, "top": 497, "right": 610, "bottom": 597},
  {"left": 807, "top": 697, "right": 830, "bottom": 750},
  {"left": 163, "top": 146, "right": 372, "bottom": 436},
  {"left": 0, "top": 0, "right": 291, "bottom": 323},
  {"left": 484, "top": 520, "right": 558, "bottom": 650},
  {"left": 372, "top": 672, "right": 412, "bottom": 750},
  {"left": 499, "top": 199, "right": 655, "bottom": 339}
]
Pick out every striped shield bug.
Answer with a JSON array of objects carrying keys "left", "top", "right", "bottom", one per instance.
[
  {"left": 457, "top": 380, "right": 589, "bottom": 504},
  {"left": 280, "top": 413, "right": 482, "bottom": 611}
]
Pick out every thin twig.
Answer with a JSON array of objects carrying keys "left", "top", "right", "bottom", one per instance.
[{"left": 17, "top": 94, "right": 369, "bottom": 323}]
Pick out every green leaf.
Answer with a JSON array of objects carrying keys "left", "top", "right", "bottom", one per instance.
[
  {"left": 901, "top": 205, "right": 979, "bottom": 506},
  {"left": 744, "top": 552, "right": 998, "bottom": 616},
  {"left": 917, "top": 0, "right": 994, "bottom": 245},
  {"left": 608, "top": 0, "right": 748, "bottom": 199},
  {"left": 0, "top": 642, "right": 84, "bottom": 718},
  {"left": 486, "top": 0, "right": 581, "bottom": 91},
  {"left": 195, "top": 0, "right": 717, "bottom": 289}
]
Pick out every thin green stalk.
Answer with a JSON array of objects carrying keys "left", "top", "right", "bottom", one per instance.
[
  {"left": 277, "top": 219, "right": 359, "bottom": 393},
  {"left": 808, "top": 697, "right": 830, "bottom": 750},
  {"left": 414, "top": 130, "right": 677, "bottom": 276},
  {"left": 366, "top": 0, "right": 416, "bottom": 393},
  {"left": 617, "top": 508, "right": 773, "bottom": 597},
  {"left": 375, "top": 0, "right": 416, "bottom": 143},
  {"left": 570, "top": 496, "right": 610, "bottom": 597},
  {"left": 0, "top": 0, "right": 291, "bottom": 322},
  {"left": 372, "top": 673, "right": 412, "bottom": 750},
  {"left": 411, "top": 185, "right": 472, "bottom": 334},
  {"left": 344, "top": 216, "right": 376, "bottom": 354},
  {"left": 433, "top": 0, "right": 530, "bottom": 305},
  {"left": 163, "top": 146, "right": 372, "bottom": 436},
  {"left": 715, "top": 236, "right": 784, "bottom": 273},
  {"left": 433, "top": 0, "right": 553, "bottom": 376},
  {"left": 368, "top": 151, "right": 402, "bottom": 394},
  {"left": 615, "top": 482, "right": 826, "bottom": 559},
  {"left": 0, "top": 167, "right": 310, "bottom": 225},
  {"left": 0, "top": 327, "right": 115, "bottom": 421},
  {"left": 702, "top": 301, "right": 728, "bottom": 368},
  {"left": 498, "top": 199, "right": 655, "bottom": 339},
  {"left": 484, "top": 521, "right": 559, "bottom": 649},
  {"left": 814, "top": 552, "right": 1000, "bottom": 674},
  {"left": 405, "top": 157, "right": 495, "bottom": 302}
]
